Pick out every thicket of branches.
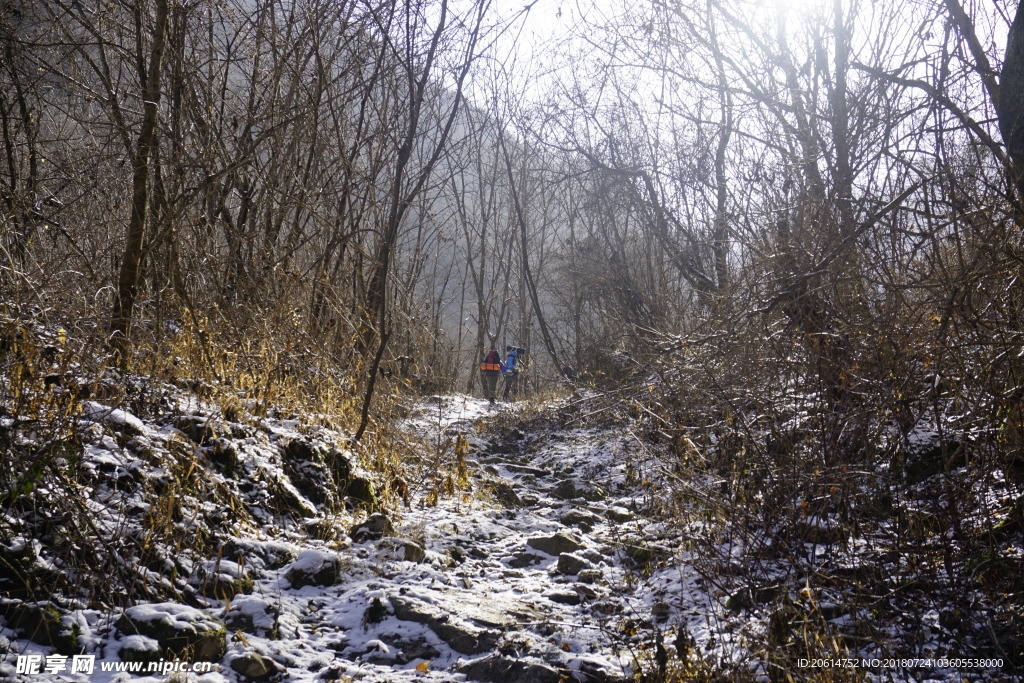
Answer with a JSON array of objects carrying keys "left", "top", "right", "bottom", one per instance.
[{"left": 3, "top": 0, "right": 1024, "bottom": 644}]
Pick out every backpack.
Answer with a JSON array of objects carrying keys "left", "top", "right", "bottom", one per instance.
[{"left": 480, "top": 350, "right": 501, "bottom": 372}]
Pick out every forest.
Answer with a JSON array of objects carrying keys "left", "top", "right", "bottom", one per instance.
[{"left": 2, "top": 0, "right": 1024, "bottom": 680}]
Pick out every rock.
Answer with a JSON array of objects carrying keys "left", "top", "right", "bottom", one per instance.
[
  {"left": 601, "top": 505, "right": 635, "bottom": 523},
  {"left": 378, "top": 538, "right": 426, "bottom": 563},
  {"left": 552, "top": 480, "right": 577, "bottom": 499},
  {"left": 577, "top": 569, "right": 603, "bottom": 584},
  {"left": 284, "top": 550, "right": 342, "bottom": 588},
  {"left": 592, "top": 599, "right": 623, "bottom": 615},
  {"left": 546, "top": 590, "right": 581, "bottom": 605},
  {"left": 0, "top": 600, "right": 78, "bottom": 652},
  {"left": 171, "top": 414, "right": 221, "bottom": 444},
  {"left": 527, "top": 532, "right": 585, "bottom": 556},
  {"left": 119, "top": 635, "right": 162, "bottom": 663},
  {"left": 350, "top": 513, "right": 394, "bottom": 543},
  {"left": 458, "top": 654, "right": 563, "bottom": 683},
  {"left": 283, "top": 440, "right": 336, "bottom": 507},
  {"left": 195, "top": 559, "right": 253, "bottom": 600},
  {"left": 557, "top": 552, "right": 592, "bottom": 576},
  {"left": 223, "top": 596, "right": 280, "bottom": 636},
  {"left": 231, "top": 652, "right": 284, "bottom": 681},
  {"left": 82, "top": 401, "right": 146, "bottom": 436},
  {"left": 116, "top": 603, "right": 227, "bottom": 661},
  {"left": 209, "top": 440, "right": 240, "bottom": 476},
  {"left": 490, "top": 481, "right": 521, "bottom": 507},
  {"left": 379, "top": 635, "right": 440, "bottom": 663},
  {"left": 560, "top": 509, "right": 601, "bottom": 532},
  {"left": 519, "top": 492, "right": 541, "bottom": 506},
  {"left": 345, "top": 477, "right": 378, "bottom": 508},
  {"left": 506, "top": 552, "right": 544, "bottom": 568},
  {"left": 505, "top": 464, "right": 550, "bottom": 477},
  {"left": 390, "top": 596, "right": 499, "bottom": 655}
]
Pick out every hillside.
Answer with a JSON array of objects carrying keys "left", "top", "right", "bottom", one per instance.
[{"left": 1, "top": 364, "right": 1021, "bottom": 681}]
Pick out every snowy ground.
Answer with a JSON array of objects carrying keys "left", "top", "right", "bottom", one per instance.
[
  {"left": 1, "top": 393, "right": 681, "bottom": 682},
  {"left": 2, "top": 389, "right": 1021, "bottom": 681}
]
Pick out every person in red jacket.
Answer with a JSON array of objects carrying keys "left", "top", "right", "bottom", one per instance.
[{"left": 479, "top": 348, "right": 503, "bottom": 405}]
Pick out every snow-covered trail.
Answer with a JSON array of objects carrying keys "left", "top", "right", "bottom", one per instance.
[
  {"left": 266, "top": 394, "right": 673, "bottom": 682},
  {"left": 5, "top": 394, "right": 684, "bottom": 683},
  {"left": 7, "top": 387, "right": 1022, "bottom": 683}
]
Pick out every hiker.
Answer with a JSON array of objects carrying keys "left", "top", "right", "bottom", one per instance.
[
  {"left": 502, "top": 346, "right": 525, "bottom": 400},
  {"left": 479, "top": 348, "right": 503, "bottom": 405}
]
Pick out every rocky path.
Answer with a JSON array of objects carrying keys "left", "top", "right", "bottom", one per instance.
[
  {"left": 259, "top": 395, "right": 671, "bottom": 682},
  {"left": 9, "top": 387, "right": 1021, "bottom": 682},
  {"left": 3, "top": 394, "right": 683, "bottom": 683}
]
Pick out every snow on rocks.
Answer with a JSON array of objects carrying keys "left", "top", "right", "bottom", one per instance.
[
  {"left": 526, "top": 531, "right": 586, "bottom": 555},
  {"left": 223, "top": 596, "right": 279, "bottom": 636},
  {"left": 3, "top": 389, "right": 669, "bottom": 682},
  {"left": 283, "top": 550, "right": 343, "bottom": 589},
  {"left": 116, "top": 602, "right": 227, "bottom": 661},
  {"left": 81, "top": 400, "right": 148, "bottom": 437}
]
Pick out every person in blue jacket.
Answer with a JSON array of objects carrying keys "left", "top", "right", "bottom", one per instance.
[{"left": 502, "top": 346, "right": 526, "bottom": 399}]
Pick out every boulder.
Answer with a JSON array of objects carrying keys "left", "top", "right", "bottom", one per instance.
[
  {"left": 552, "top": 480, "right": 577, "bottom": 499},
  {"left": 459, "top": 654, "right": 563, "bottom": 683},
  {"left": 377, "top": 538, "right": 426, "bottom": 563},
  {"left": 223, "top": 595, "right": 280, "bottom": 636},
  {"left": 0, "top": 600, "right": 79, "bottom": 653},
  {"left": 546, "top": 590, "right": 581, "bottom": 605},
  {"left": 560, "top": 509, "right": 601, "bottom": 532},
  {"left": 231, "top": 652, "right": 285, "bottom": 681},
  {"left": 116, "top": 603, "right": 226, "bottom": 661},
  {"left": 527, "top": 532, "right": 585, "bottom": 556},
  {"left": 390, "top": 596, "right": 499, "bottom": 655},
  {"left": 119, "top": 635, "right": 162, "bottom": 663},
  {"left": 350, "top": 513, "right": 394, "bottom": 543},
  {"left": 170, "top": 414, "right": 221, "bottom": 445},
  {"left": 556, "top": 552, "right": 592, "bottom": 576},
  {"left": 284, "top": 550, "right": 342, "bottom": 588}
]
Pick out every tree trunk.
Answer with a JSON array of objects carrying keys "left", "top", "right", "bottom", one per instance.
[
  {"left": 110, "top": 0, "right": 170, "bottom": 362},
  {"left": 1000, "top": 1, "right": 1024, "bottom": 198}
]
